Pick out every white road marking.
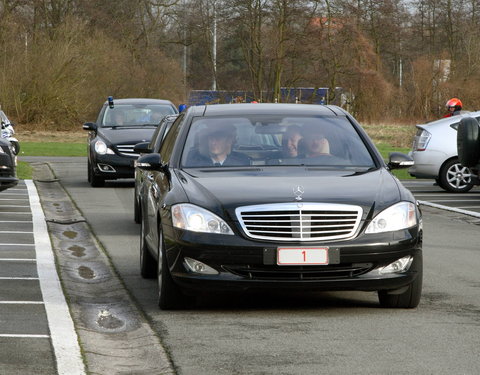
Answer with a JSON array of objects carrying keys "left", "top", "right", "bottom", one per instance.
[
  {"left": 0, "top": 301, "right": 44, "bottom": 304},
  {"left": 0, "top": 258, "right": 36, "bottom": 262},
  {"left": 26, "top": 180, "right": 86, "bottom": 375},
  {"left": 0, "top": 277, "right": 39, "bottom": 280},
  {"left": 0, "top": 231, "right": 34, "bottom": 234},
  {"left": 418, "top": 200, "right": 480, "bottom": 218},
  {"left": 0, "top": 221, "right": 33, "bottom": 223}
]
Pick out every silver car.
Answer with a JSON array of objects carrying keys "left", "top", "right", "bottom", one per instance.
[{"left": 409, "top": 111, "right": 480, "bottom": 193}]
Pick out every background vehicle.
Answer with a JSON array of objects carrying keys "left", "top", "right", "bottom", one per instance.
[
  {"left": 0, "top": 138, "right": 18, "bottom": 192},
  {"left": 0, "top": 110, "right": 20, "bottom": 155},
  {"left": 136, "top": 103, "right": 422, "bottom": 310},
  {"left": 409, "top": 111, "right": 480, "bottom": 193},
  {"left": 133, "top": 114, "right": 178, "bottom": 223},
  {"left": 83, "top": 97, "right": 178, "bottom": 187}
]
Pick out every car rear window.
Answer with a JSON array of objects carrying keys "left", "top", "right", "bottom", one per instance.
[{"left": 181, "top": 115, "right": 375, "bottom": 169}]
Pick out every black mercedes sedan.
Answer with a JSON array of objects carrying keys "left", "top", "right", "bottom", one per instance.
[
  {"left": 136, "top": 103, "right": 423, "bottom": 310},
  {"left": 83, "top": 97, "right": 178, "bottom": 187}
]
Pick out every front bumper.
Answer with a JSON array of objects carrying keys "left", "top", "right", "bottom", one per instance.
[
  {"left": 164, "top": 225, "right": 423, "bottom": 294},
  {"left": 91, "top": 152, "right": 137, "bottom": 180}
]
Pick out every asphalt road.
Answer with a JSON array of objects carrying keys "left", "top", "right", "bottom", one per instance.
[{"left": 19, "top": 157, "right": 480, "bottom": 374}]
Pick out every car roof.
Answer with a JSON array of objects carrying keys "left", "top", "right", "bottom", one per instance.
[
  {"left": 103, "top": 98, "right": 175, "bottom": 106},
  {"left": 417, "top": 110, "right": 480, "bottom": 128},
  {"left": 190, "top": 103, "right": 346, "bottom": 117}
]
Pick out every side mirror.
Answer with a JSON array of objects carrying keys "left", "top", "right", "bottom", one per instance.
[
  {"left": 134, "top": 142, "right": 151, "bottom": 154},
  {"left": 136, "top": 153, "right": 164, "bottom": 171},
  {"left": 83, "top": 122, "right": 97, "bottom": 131},
  {"left": 387, "top": 152, "right": 414, "bottom": 170}
]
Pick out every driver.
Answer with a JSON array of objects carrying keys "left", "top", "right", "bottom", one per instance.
[{"left": 186, "top": 124, "right": 250, "bottom": 167}]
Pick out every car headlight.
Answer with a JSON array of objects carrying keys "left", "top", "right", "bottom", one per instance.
[
  {"left": 0, "top": 146, "right": 5, "bottom": 154},
  {"left": 172, "top": 203, "right": 234, "bottom": 235},
  {"left": 365, "top": 202, "right": 417, "bottom": 234},
  {"left": 94, "top": 140, "right": 114, "bottom": 155}
]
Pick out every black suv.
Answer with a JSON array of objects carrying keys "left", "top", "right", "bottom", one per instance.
[
  {"left": 83, "top": 97, "right": 178, "bottom": 187},
  {"left": 0, "top": 138, "right": 18, "bottom": 192}
]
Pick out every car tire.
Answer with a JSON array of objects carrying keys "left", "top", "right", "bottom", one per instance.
[
  {"left": 457, "top": 117, "right": 480, "bottom": 167},
  {"left": 378, "top": 252, "right": 423, "bottom": 309},
  {"left": 437, "top": 158, "right": 473, "bottom": 193},
  {"left": 134, "top": 187, "right": 141, "bottom": 224},
  {"left": 88, "top": 161, "right": 105, "bottom": 187},
  {"left": 140, "top": 212, "right": 156, "bottom": 279},
  {"left": 157, "top": 223, "right": 184, "bottom": 310}
]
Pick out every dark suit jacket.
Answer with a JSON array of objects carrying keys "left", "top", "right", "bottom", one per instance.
[{"left": 185, "top": 149, "right": 250, "bottom": 167}]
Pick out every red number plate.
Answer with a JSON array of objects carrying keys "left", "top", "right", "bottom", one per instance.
[{"left": 277, "top": 247, "right": 329, "bottom": 265}]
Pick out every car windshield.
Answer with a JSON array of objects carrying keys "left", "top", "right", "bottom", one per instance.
[
  {"left": 181, "top": 115, "right": 375, "bottom": 168},
  {"left": 101, "top": 104, "right": 176, "bottom": 127},
  {"left": 0, "top": 111, "right": 10, "bottom": 124}
]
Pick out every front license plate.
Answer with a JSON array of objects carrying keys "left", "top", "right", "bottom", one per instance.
[{"left": 277, "top": 247, "right": 329, "bottom": 265}]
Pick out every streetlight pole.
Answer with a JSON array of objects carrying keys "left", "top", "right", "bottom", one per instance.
[{"left": 212, "top": 0, "right": 217, "bottom": 91}]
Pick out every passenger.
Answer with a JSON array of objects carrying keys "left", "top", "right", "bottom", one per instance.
[
  {"left": 150, "top": 112, "right": 164, "bottom": 124},
  {"left": 281, "top": 125, "right": 303, "bottom": 158},
  {"left": 186, "top": 124, "right": 250, "bottom": 167},
  {"left": 301, "top": 125, "right": 330, "bottom": 157}
]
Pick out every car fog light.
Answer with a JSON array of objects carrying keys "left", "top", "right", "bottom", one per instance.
[
  {"left": 97, "top": 164, "right": 116, "bottom": 172},
  {"left": 184, "top": 257, "right": 219, "bottom": 275},
  {"left": 378, "top": 256, "right": 413, "bottom": 275}
]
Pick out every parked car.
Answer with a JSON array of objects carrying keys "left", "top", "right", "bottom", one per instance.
[
  {"left": 408, "top": 111, "right": 480, "bottom": 193},
  {"left": 83, "top": 97, "right": 178, "bottom": 187},
  {"left": 0, "top": 137, "right": 18, "bottom": 192},
  {"left": 133, "top": 114, "right": 178, "bottom": 223},
  {"left": 136, "top": 103, "right": 423, "bottom": 310}
]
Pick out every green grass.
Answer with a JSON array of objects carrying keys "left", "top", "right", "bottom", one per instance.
[
  {"left": 20, "top": 142, "right": 86, "bottom": 157},
  {"left": 17, "top": 161, "right": 33, "bottom": 180}
]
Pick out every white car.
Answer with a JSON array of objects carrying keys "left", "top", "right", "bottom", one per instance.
[{"left": 409, "top": 111, "right": 480, "bottom": 193}]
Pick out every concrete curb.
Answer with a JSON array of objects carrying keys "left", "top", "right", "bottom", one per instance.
[{"left": 31, "top": 162, "right": 175, "bottom": 375}]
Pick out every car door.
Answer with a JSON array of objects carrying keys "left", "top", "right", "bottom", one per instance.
[{"left": 144, "top": 115, "right": 185, "bottom": 250}]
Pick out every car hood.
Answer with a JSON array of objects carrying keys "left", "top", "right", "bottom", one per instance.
[
  {"left": 177, "top": 168, "right": 404, "bottom": 221},
  {"left": 98, "top": 127, "right": 156, "bottom": 145}
]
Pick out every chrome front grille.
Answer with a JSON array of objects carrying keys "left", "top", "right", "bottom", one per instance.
[
  {"left": 236, "top": 203, "right": 362, "bottom": 242},
  {"left": 116, "top": 144, "right": 139, "bottom": 157}
]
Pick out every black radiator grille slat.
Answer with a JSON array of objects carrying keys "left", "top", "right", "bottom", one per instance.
[
  {"left": 236, "top": 203, "right": 362, "bottom": 242},
  {"left": 223, "top": 264, "right": 374, "bottom": 280}
]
